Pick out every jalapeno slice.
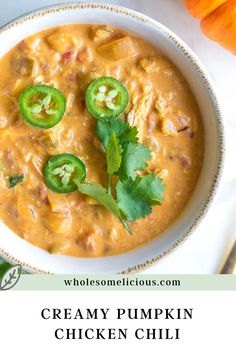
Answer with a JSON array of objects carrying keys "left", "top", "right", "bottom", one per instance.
[
  {"left": 44, "top": 154, "right": 86, "bottom": 193},
  {"left": 19, "top": 85, "right": 66, "bottom": 129},
  {"left": 85, "top": 77, "right": 129, "bottom": 119}
]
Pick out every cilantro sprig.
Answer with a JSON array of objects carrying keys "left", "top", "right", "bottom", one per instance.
[
  {"left": 119, "top": 142, "right": 151, "bottom": 180},
  {"left": 74, "top": 180, "right": 131, "bottom": 234},
  {"left": 9, "top": 174, "right": 24, "bottom": 188},
  {"left": 96, "top": 117, "right": 138, "bottom": 149},
  {"left": 117, "top": 174, "right": 165, "bottom": 221},
  {"left": 106, "top": 131, "right": 123, "bottom": 194},
  {"left": 75, "top": 113, "right": 166, "bottom": 234}
]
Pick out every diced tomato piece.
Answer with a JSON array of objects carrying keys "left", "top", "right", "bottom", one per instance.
[
  {"left": 4, "top": 150, "right": 14, "bottom": 168},
  {"left": 18, "top": 41, "right": 26, "bottom": 51},
  {"left": 180, "top": 155, "right": 192, "bottom": 169},
  {"left": 41, "top": 63, "right": 49, "bottom": 69},
  {"left": 68, "top": 72, "right": 77, "bottom": 81},
  {"left": 61, "top": 51, "right": 74, "bottom": 64},
  {"left": 38, "top": 185, "right": 49, "bottom": 204},
  {"left": 80, "top": 98, "right": 86, "bottom": 110}
]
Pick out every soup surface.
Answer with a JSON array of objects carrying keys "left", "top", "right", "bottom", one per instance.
[{"left": 0, "top": 24, "right": 204, "bottom": 257}]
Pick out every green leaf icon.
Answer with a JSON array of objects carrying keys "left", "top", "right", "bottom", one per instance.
[{"left": 0, "top": 264, "right": 22, "bottom": 291}]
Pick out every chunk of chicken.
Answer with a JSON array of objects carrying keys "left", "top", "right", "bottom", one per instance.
[
  {"left": 78, "top": 229, "right": 104, "bottom": 254},
  {"left": 155, "top": 95, "right": 169, "bottom": 120},
  {"left": 0, "top": 95, "right": 17, "bottom": 127},
  {"left": 97, "top": 36, "right": 137, "bottom": 61},
  {"left": 161, "top": 117, "right": 178, "bottom": 136},
  {"left": 66, "top": 92, "right": 76, "bottom": 111},
  {"left": 48, "top": 192, "right": 69, "bottom": 213},
  {"left": 161, "top": 111, "right": 191, "bottom": 136},
  {"left": 47, "top": 31, "right": 81, "bottom": 52},
  {"left": 30, "top": 156, "right": 44, "bottom": 177},
  {"left": 109, "top": 228, "right": 118, "bottom": 241},
  {"left": 24, "top": 37, "right": 41, "bottom": 51},
  {"left": 139, "top": 57, "right": 160, "bottom": 73},
  {"left": 47, "top": 212, "right": 72, "bottom": 234},
  {"left": 90, "top": 25, "right": 113, "bottom": 42},
  {"left": 16, "top": 189, "right": 37, "bottom": 222},
  {"left": 158, "top": 169, "right": 169, "bottom": 179},
  {"left": 146, "top": 135, "right": 160, "bottom": 150},
  {"left": 25, "top": 36, "right": 61, "bottom": 75},
  {"left": 0, "top": 171, "right": 7, "bottom": 189},
  {"left": 50, "top": 241, "right": 72, "bottom": 254},
  {"left": 38, "top": 134, "right": 59, "bottom": 155},
  {"left": 0, "top": 117, "right": 8, "bottom": 129},
  {"left": 38, "top": 125, "right": 64, "bottom": 155},
  {"left": 127, "top": 92, "right": 154, "bottom": 141},
  {"left": 83, "top": 234, "right": 97, "bottom": 253},
  {"left": 140, "top": 55, "right": 173, "bottom": 75}
]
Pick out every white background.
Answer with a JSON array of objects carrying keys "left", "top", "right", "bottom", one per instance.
[
  {"left": 0, "top": 0, "right": 236, "bottom": 273},
  {"left": 0, "top": 290, "right": 235, "bottom": 353}
]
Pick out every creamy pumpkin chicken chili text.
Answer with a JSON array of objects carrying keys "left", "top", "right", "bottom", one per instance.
[{"left": 0, "top": 25, "right": 204, "bottom": 258}]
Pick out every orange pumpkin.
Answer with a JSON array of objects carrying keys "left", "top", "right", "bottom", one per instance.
[
  {"left": 184, "top": 0, "right": 227, "bottom": 19},
  {"left": 184, "top": 0, "right": 236, "bottom": 55},
  {"left": 201, "top": 0, "right": 236, "bottom": 55}
]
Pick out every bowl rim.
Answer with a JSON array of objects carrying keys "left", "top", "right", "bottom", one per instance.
[{"left": 0, "top": 2, "right": 225, "bottom": 274}]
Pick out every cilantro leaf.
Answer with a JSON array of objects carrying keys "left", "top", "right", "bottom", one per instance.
[
  {"left": 74, "top": 180, "right": 131, "bottom": 234},
  {"left": 120, "top": 125, "right": 138, "bottom": 146},
  {"left": 9, "top": 174, "right": 24, "bottom": 188},
  {"left": 96, "top": 117, "right": 138, "bottom": 150},
  {"left": 119, "top": 143, "right": 151, "bottom": 181},
  {"left": 116, "top": 174, "right": 165, "bottom": 221},
  {"left": 107, "top": 131, "right": 122, "bottom": 175}
]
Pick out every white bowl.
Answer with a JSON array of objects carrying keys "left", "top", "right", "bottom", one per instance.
[{"left": 0, "top": 3, "right": 224, "bottom": 274}]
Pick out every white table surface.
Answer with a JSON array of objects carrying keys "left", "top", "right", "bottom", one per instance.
[{"left": 0, "top": 0, "right": 235, "bottom": 274}]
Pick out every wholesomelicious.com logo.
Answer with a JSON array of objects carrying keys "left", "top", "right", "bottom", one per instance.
[{"left": 0, "top": 264, "right": 22, "bottom": 291}]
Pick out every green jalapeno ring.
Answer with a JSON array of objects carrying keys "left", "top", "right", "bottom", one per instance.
[
  {"left": 85, "top": 77, "right": 129, "bottom": 120},
  {"left": 19, "top": 85, "right": 66, "bottom": 129},
  {"left": 44, "top": 154, "right": 86, "bottom": 193}
]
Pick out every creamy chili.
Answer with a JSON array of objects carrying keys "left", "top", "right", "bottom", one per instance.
[{"left": 0, "top": 25, "right": 204, "bottom": 257}]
